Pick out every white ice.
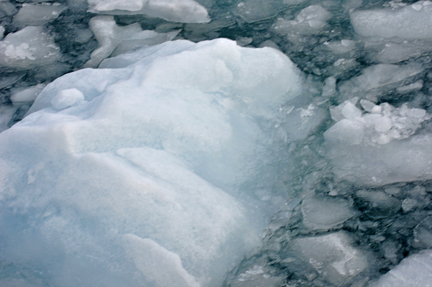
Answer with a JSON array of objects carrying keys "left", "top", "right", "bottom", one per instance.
[
  {"left": 0, "top": 26, "right": 61, "bottom": 69},
  {"left": 87, "top": 0, "right": 210, "bottom": 23},
  {"left": 372, "top": 250, "right": 432, "bottom": 287},
  {"left": 84, "top": 15, "right": 180, "bottom": 67},
  {"left": 0, "top": 39, "right": 304, "bottom": 286},
  {"left": 351, "top": 1, "right": 432, "bottom": 39},
  {"left": 325, "top": 100, "right": 432, "bottom": 186}
]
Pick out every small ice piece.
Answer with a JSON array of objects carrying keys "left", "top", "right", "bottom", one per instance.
[
  {"left": 402, "top": 198, "right": 418, "bottom": 212},
  {"left": 88, "top": 0, "right": 145, "bottom": 12},
  {"left": 230, "top": 0, "right": 292, "bottom": 23},
  {"left": 13, "top": 3, "right": 67, "bottom": 28},
  {"left": 396, "top": 80, "right": 423, "bottom": 93},
  {"left": 272, "top": 5, "right": 331, "bottom": 36},
  {"left": 88, "top": 0, "right": 210, "bottom": 23},
  {"left": 51, "top": 88, "right": 84, "bottom": 110},
  {"left": 301, "top": 194, "right": 357, "bottom": 231},
  {"left": 291, "top": 232, "right": 368, "bottom": 285},
  {"left": 321, "top": 76, "right": 336, "bottom": 97},
  {"left": 413, "top": 216, "right": 432, "bottom": 248},
  {"left": 0, "top": 25, "right": 4, "bottom": 41},
  {"left": 0, "top": 0, "right": 17, "bottom": 18},
  {"left": 407, "top": 108, "right": 426, "bottom": 118},
  {"left": 10, "top": 84, "right": 46, "bottom": 104},
  {"left": 341, "top": 101, "right": 362, "bottom": 120},
  {"left": 338, "top": 63, "right": 424, "bottom": 102},
  {"left": 356, "top": 190, "right": 401, "bottom": 219},
  {"left": 372, "top": 250, "right": 432, "bottom": 286},
  {"left": 360, "top": 99, "right": 377, "bottom": 112},
  {"left": 351, "top": 1, "right": 432, "bottom": 39},
  {"left": 0, "top": 26, "right": 61, "bottom": 69},
  {"left": 84, "top": 16, "right": 180, "bottom": 68}
]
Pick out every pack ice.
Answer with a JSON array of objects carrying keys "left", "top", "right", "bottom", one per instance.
[{"left": 0, "top": 38, "right": 304, "bottom": 286}]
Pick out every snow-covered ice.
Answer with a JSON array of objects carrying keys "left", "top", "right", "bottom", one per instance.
[{"left": 0, "top": 38, "right": 304, "bottom": 286}]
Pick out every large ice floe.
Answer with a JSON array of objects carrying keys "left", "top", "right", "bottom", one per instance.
[{"left": 0, "top": 38, "right": 304, "bottom": 286}]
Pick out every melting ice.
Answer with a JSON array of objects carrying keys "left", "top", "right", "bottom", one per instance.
[{"left": 0, "top": 0, "right": 432, "bottom": 286}]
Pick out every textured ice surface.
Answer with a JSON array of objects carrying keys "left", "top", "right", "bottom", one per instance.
[
  {"left": 87, "top": 0, "right": 210, "bottom": 23},
  {"left": 13, "top": 3, "right": 66, "bottom": 28},
  {"left": 0, "top": 39, "right": 304, "bottom": 286},
  {"left": 287, "top": 232, "right": 368, "bottom": 285},
  {"left": 372, "top": 250, "right": 432, "bottom": 287},
  {"left": 84, "top": 15, "right": 180, "bottom": 67},
  {"left": 0, "top": 26, "right": 60, "bottom": 69},
  {"left": 351, "top": 1, "right": 432, "bottom": 39},
  {"left": 338, "top": 63, "right": 424, "bottom": 102},
  {"left": 301, "top": 194, "right": 357, "bottom": 231},
  {"left": 325, "top": 100, "right": 432, "bottom": 186}
]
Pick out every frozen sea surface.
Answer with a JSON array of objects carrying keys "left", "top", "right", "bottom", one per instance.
[{"left": 1, "top": 0, "right": 432, "bottom": 286}]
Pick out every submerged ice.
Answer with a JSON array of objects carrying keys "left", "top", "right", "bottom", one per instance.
[{"left": 1, "top": 0, "right": 432, "bottom": 286}]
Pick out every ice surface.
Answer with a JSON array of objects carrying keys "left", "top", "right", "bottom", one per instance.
[
  {"left": 273, "top": 5, "right": 332, "bottom": 36},
  {"left": 325, "top": 100, "right": 432, "bottom": 186},
  {"left": 338, "top": 63, "right": 424, "bottom": 102},
  {"left": 84, "top": 16, "right": 180, "bottom": 67},
  {"left": 372, "top": 250, "right": 432, "bottom": 287},
  {"left": 301, "top": 194, "right": 357, "bottom": 231},
  {"left": 351, "top": 1, "right": 432, "bottom": 39},
  {"left": 0, "top": 39, "right": 304, "bottom": 286},
  {"left": 0, "top": 26, "right": 61, "bottom": 69},
  {"left": 10, "top": 84, "right": 45, "bottom": 104},
  {"left": 13, "top": 3, "right": 66, "bottom": 28},
  {"left": 287, "top": 232, "right": 368, "bottom": 285},
  {"left": 88, "top": 0, "right": 210, "bottom": 23},
  {"left": 230, "top": 0, "right": 292, "bottom": 23}
]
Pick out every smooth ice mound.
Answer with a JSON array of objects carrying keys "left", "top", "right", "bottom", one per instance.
[{"left": 0, "top": 38, "right": 304, "bottom": 286}]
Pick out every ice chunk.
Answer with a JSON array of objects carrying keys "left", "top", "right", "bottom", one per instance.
[
  {"left": 273, "top": 5, "right": 332, "bottom": 36},
  {"left": 372, "top": 250, "right": 432, "bottom": 287},
  {"left": 231, "top": 0, "right": 292, "bottom": 23},
  {"left": 355, "top": 190, "right": 401, "bottom": 219},
  {"left": 301, "top": 194, "right": 357, "bottom": 231},
  {"left": 364, "top": 39, "right": 432, "bottom": 63},
  {"left": 88, "top": 0, "right": 210, "bottom": 23},
  {"left": 325, "top": 100, "right": 432, "bottom": 186},
  {"left": 351, "top": 1, "right": 432, "bottom": 39},
  {"left": 88, "top": 0, "right": 145, "bottom": 12},
  {"left": 13, "top": 3, "right": 66, "bottom": 28},
  {"left": 338, "top": 63, "right": 424, "bottom": 102},
  {"left": 289, "top": 232, "right": 368, "bottom": 285},
  {"left": 413, "top": 216, "right": 432, "bottom": 248},
  {"left": 0, "top": 0, "right": 17, "bottom": 18},
  {"left": 321, "top": 76, "right": 336, "bottom": 97},
  {"left": 0, "top": 26, "right": 61, "bottom": 69},
  {"left": 10, "top": 84, "right": 45, "bottom": 104},
  {"left": 0, "top": 39, "right": 304, "bottom": 286},
  {"left": 84, "top": 16, "right": 180, "bottom": 68}
]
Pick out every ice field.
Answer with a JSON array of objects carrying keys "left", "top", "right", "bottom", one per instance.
[{"left": 0, "top": 0, "right": 432, "bottom": 286}]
